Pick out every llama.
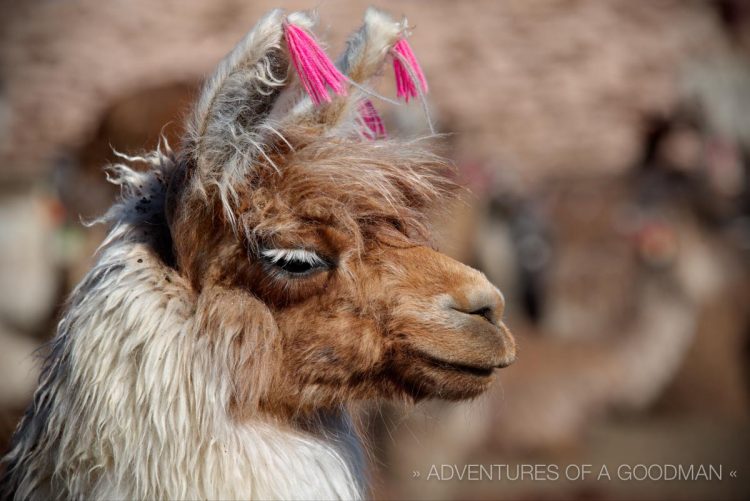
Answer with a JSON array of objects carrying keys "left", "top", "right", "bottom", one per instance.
[{"left": 0, "top": 8, "right": 516, "bottom": 500}]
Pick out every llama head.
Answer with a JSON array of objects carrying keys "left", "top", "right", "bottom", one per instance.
[{"left": 165, "top": 9, "right": 516, "bottom": 417}]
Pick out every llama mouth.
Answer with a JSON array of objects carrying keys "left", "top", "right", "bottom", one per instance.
[{"left": 413, "top": 350, "right": 496, "bottom": 378}]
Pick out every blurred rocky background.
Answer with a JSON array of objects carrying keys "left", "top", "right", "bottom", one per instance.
[{"left": 1, "top": 1, "right": 749, "bottom": 499}]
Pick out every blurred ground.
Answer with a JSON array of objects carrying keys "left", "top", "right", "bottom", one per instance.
[{"left": 1, "top": 1, "right": 749, "bottom": 500}]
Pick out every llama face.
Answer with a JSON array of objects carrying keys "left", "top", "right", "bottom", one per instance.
[
  {"left": 168, "top": 137, "right": 516, "bottom": 416},
  {"left": 252, "top": 155, "right": 515, "bottom": 414},
  {"left": 165, "top": 9, "right": 516, "bottom": 417}
]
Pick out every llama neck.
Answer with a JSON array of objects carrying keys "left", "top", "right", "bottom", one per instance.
[{"left": 1, "top": 164, "right": 365, "bottom": 500}]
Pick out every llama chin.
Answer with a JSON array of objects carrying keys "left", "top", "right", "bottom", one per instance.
[{"left": 1, "top": 8, "right": 515, "bottom": 499}]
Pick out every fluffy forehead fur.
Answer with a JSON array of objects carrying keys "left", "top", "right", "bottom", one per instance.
[{"left": 237, "top": 133, "right": 454, "bottom": 245}]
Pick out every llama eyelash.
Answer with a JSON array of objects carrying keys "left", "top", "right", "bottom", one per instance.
[
  {"left": 261, "top": 248, "right": 327, "bottom": 266},
  {"left": 259, "top": 248, "right": 331, "bottom": 278}
]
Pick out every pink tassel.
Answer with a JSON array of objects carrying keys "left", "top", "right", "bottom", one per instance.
[
  {"left": 359, "top": 100, "right": 386, "bottom": 139},
  {"left": 392, "top": 38, "right": 428, "bottom": 102},
  {"left": 284, "top": 22, "right": 347, "bottom": 105}
]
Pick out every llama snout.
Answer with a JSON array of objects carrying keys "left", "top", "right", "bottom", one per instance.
[{"left": 445, "top": 280, "right": 517, "bottom": 369}]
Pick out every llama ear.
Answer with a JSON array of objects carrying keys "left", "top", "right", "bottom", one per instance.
[
  {"left": 339, "top": 8, "right": 404, "bottom": 85},
  {"left": 184, "top": 10, "right": 319, "bottom": 184},
  {"left": 339, "top": 8, "right": 403, "bottom": 140}
]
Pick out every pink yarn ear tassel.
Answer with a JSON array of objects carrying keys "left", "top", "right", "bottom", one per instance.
[
  {"left": 359, "top": 99, "right": 387, "bottom": 139},
  {"left": 284, "top": 22, "right": 347, "bottom": 105},
  {"left": 392, "top": 38, "right": 428, "bottom": 102}
]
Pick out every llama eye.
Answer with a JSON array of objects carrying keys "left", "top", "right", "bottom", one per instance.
[{"left": 260, "top": 248, "right": 329, "bottom": 276}]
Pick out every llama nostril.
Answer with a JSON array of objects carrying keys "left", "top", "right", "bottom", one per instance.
[
  {"left": 451, "top": 304, "right": 497, "bottom": 324},
  {"left": 468, "top": 307, "right": 494, "bottom": 323},
  {"left": 447, "top": 281, "right": 505, "bottom": 326}
]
